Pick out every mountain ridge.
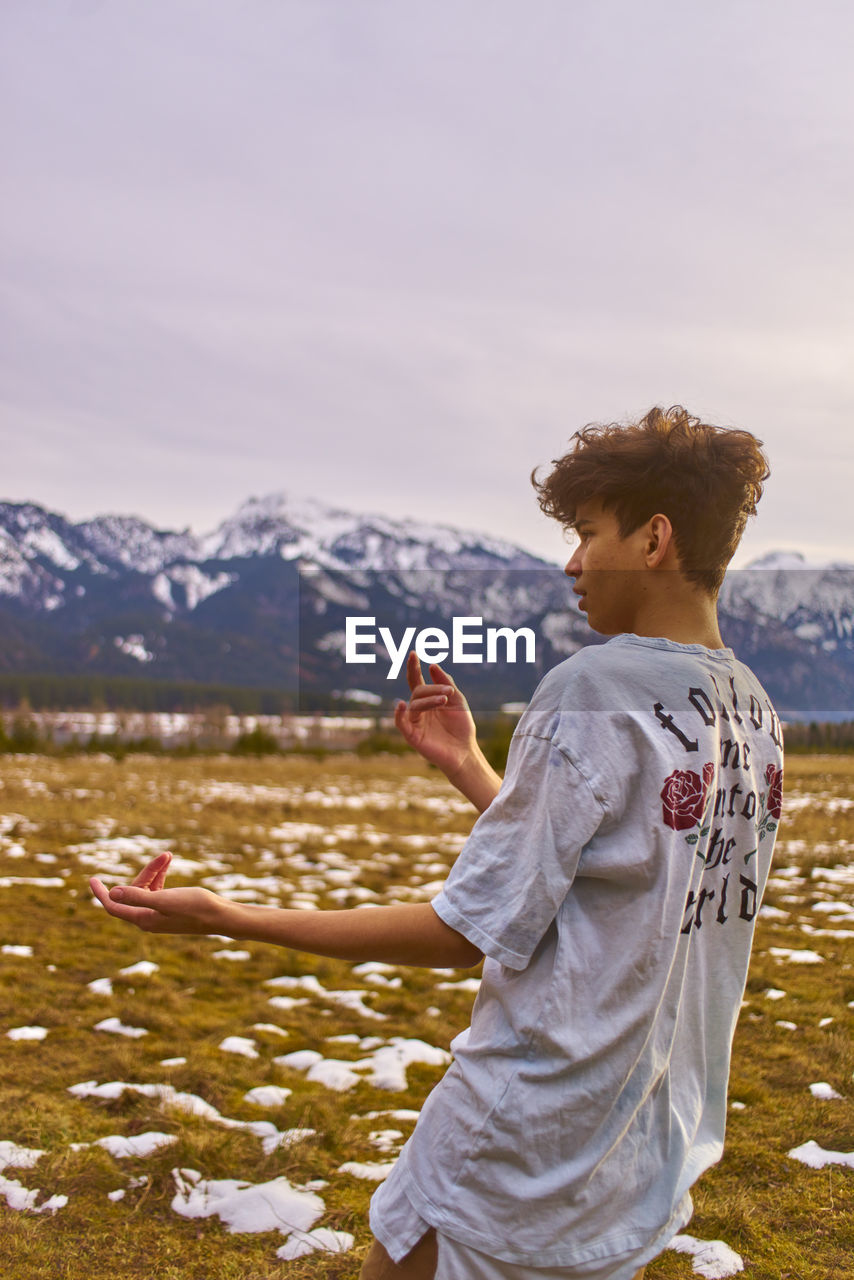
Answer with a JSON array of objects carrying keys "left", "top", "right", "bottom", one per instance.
[{"left": 0, "top": 493, "right": 852, "bottom": 718}]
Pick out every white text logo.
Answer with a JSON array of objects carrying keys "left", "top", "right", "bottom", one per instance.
[{"left": 345, "top": 616, "right": 536, "bottom": 679}]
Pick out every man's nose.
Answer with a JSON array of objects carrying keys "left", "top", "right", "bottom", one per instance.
[{"left": 564, "top": 552, "right": 580, "bottom": 579}]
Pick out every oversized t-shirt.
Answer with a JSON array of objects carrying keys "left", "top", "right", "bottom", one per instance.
[{"left": 370, "top": 634, "right": 784, "bottom": 1271}]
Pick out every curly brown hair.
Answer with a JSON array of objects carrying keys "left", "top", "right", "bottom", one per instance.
[{"left": 532, "top": 406, "right": 770, "bottom": 594}]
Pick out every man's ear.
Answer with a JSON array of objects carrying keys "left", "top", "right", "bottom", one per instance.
[{"left": 645, "top": 514, "right": 675, "bottom": 568}]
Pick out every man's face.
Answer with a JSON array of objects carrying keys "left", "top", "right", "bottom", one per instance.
[{"left": 563, "top": 499, "right": 652, "bottom": 635}]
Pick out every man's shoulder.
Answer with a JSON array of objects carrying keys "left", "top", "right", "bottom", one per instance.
[
  {"left": 536, "top": 638, "right": 641, "bottom": 694},
  {"left": 522, "top": 641, "right": 634, "bottom": 723}
]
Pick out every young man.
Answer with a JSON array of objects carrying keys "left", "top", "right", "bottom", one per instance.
[{"left": 91, "top": 406, "right": 783, "bottom": 1280}]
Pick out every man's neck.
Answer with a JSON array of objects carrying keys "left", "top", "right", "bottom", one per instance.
[{"left": 627, "top": 590, "right": 725, "bottom": 650}]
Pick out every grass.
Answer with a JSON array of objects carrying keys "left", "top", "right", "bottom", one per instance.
[{"left": 0, "top": 752, "right": 852, "bottom": 1278}]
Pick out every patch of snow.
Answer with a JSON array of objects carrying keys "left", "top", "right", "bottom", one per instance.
[
  {"left": 788, "top": 1139, "right": 854, "bottom": 1169},
  {"left": 19, "top": 524, "right": 81, "bottom": 570},
  {"left": 2, "top": 945, "right": 33, "bottom": 957},
  {"left": 118, "top": 960, "right": 159, "bottom": 977},
  {"left": 0, "top": 877, "right": 65, "bottom": 888},
  {"left": 156, "top": 563, "right": 235, "bottom": 611},
  {"left": 7, "top": 1026, "right": 48, "bottom": 1041},
  {"left": 243, "top": 1086, "right": 293, "bottom": 1108},
  {"left": 276, "top": 1227, "right": 354, "bottom": 1258},
  {"left": 114, "top": 634, "right": 155, "bottom": 664},
  {"left": 0, "top": 1141, "right": 45, "bottom": 1171},
  {"left": 0, "top": 1174, "right": 67, "bottom": 1214},
  {"left": 69, "top": 1079, "right": 298, "bottom": 1156},
  {"left": 171, "top": 1166, "right": 325, "bottom": 1235},
  {"left": 87, "top": 978, "right": 114, "bottom": 996},
  {"left": 219, "top": 1036, "right": 258, "bottom": 1059},
  {"left": 767, "top": 947, "right": 824, "bottom": 964},
  {"left": 359, "top": 1109, "right": 421, "bottom": 1122},
  {"left": 668, "top": 1233, "right": 744, "bottom": 1277},
  {"left": 96, "top": 1132, "right": 178, "bottom": 1159},
  {"left": 368, "top": 1129, "right": 404, "bottom": 1152},
  {"left": 809, "top": 1082, "right": 844, "bottom": 1100},
  {"left": 337, "top": 1160, "right": 397, "bottom": 1181},
  {"left": 94, "top": 1017, "right": 148, "bottom": 1038},
  {"left": 360, "top": 1038, "right": 451, "bottom": 1091},
  {"left": 276, "top": 1037, "right": 450, "bottom": 1094},
  {"left": 758, "top": 904, "right": 788, "bottom": 920}
]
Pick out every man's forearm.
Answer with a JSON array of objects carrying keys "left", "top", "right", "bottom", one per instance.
[
  {"left": 228, "top": 900, "right": 482, "bottom": 968},
  {"left": 446, "top": 746, "right": 503, "bottom": 814}
]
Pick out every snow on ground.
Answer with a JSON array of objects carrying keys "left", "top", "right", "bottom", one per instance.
[
  {"left": 244, "top": 1085, "right": 293, "bottom": 1107},
  {"left": 275, "top": 1037, "right": 452, "bottom": 1093},
  {"left": 169, "top": 1166, "right": 354, "bottom": 1256},
  {"left": 0, "top": 1174, "right": 67, "bottom": 1215},
  {"left": 0, "top": 1141, "right": 66, "bottom": 1215},
  {"left": 2, "top": 759, "right": 851, "bottom": 1267},
  {"left": 87, "top": 977, "right": 114, "bottom": 996},
  {"left": 787, "top": 1140, "right": 854, "bottom": 1170},
  {"left": 266, "top": 973, "right": 387, "bottom": 1021},
  {"left": 0, "top": 1141, "right": 45, "bottom": 1170},
  {"left": 118, "top": 960, "right": 159, "bottom": 977},
  {"left": 94, "top": 1016, "right": 148, "bottom": 1038},
  {"left": 95, "top": 1132, "right": 178, "bottom": 1158},
  {"left": 68, "top": 1078, "right": 317, "bottom": 1157},
  {"left": 808, "top": 1082, "right": 844, "bottom": 1100},
  {"left": 338, "top": 1159, "right": 397, "bottom": 1181},
  {"left": 766, "top": 947, "right": 824, "bottom": 964},
  {"left": 0, "top": 876, "right": 65, "bottom": 888},
  {"left": 667, "top": 1234, "right": 744, "bottom": 1277},
  {"left": 219, "top": 1035, "right": 259, "bottom": 1058}
]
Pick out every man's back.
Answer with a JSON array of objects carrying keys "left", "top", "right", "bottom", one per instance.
[{"left": 374, "top": 636, "right": 784, "bottom": 1271}]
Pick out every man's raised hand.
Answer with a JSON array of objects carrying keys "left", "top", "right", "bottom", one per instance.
[{"left": 393, "top": 652, "right": 478, "bottom": 775}]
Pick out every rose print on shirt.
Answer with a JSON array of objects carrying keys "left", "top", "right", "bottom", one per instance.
[
  {"left": 765, "top": 763, "right": 783, "bottom": 820},
  {"left": 751, "top": 762, "right": 783, "bottom": 846},
  {"left": 660, "top": 763, "right": 716, "bottom": 845}
]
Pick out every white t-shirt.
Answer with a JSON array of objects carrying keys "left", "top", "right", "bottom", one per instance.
[{"left": 371, "top": 635, "right": 784, "bottom": 1272}]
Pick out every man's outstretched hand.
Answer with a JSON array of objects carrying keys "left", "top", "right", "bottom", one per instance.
[
  {"left": 89, "top": 849, "right": 481, "bottom": 967},
  {"left": 90, "top": 851, "right": 230, "bottom": 935}
]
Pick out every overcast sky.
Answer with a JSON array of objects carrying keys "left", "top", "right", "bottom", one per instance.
[{"left": 2, "top": 0, "right": 852, "bottom": 567}]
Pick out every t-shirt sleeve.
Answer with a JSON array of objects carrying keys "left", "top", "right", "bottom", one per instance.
[{"left": 431, "top": 730, "right": 606, "bottom": 970}]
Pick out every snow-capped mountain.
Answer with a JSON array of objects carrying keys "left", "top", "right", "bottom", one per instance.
[{"left": 0, "top": 494, "right": 852, "bottom": 718}]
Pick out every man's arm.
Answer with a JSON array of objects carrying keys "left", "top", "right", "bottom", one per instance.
[
  {"left": 90, "top": 855, "right": 482, "bottom": 968},
  {"left": 394, "top": 652, "right": 502, "bottom": 813}
]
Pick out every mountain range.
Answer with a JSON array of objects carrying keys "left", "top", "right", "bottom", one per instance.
[{"left": 0, "top": 494, "right": 852, "bottom": 719}]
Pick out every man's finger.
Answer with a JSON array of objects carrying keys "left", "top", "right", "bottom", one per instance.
[
  {"left": 406, "top": 650, "right": 425, "bottom": 692},
  {"left": 108, "top": 884, "right": 166, "bottom": 909},
  {"left": 131, "top": 851, "right": 172, "bottom": 891},
  {"left": 428, "top": 664, "right": 460, "bottom": 696},
  {"left": 408, "top": 691, "right": 450, "bottom": 721},
  {"left": 394, "top": 700, "right": 416, "bottom": 739},
  {"left": 90, "top": 877, "right": 159, "bottom": 926}
]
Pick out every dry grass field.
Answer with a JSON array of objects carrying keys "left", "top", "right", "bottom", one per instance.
[{"left": 0, "top": 751, "right": 852, "bottom": 1279}]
